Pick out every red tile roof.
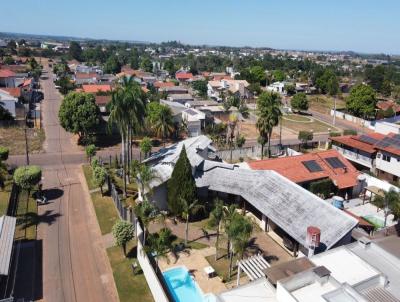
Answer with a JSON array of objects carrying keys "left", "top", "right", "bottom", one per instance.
[
  {"left": 248, "top": 150, "right": 360, "bottom": 189},
  {"left": 75, "top": 72, "right": 98, "bottom": 79},
  {"left": 22, "top": 78, "right": 32, "bottom": 87},
  {"left": 330, "top": 135, "right": 382, "bottom": 154},
  {"left": 153, "top": 81, "right": 175, "bottom": 89},
  {"left": 0, "top": 69, "right": 16, "bottom": 78},
  {"left": 0, "top": 87, "right": 21, "bottom": 98},
  {"left": 377, "top": 100, "right": 400, "bottom": 113},
  {"left": 175, "top": 72, "right": 193, "bottom": 80},
  {"left": 82, "top": 84, "right": 112, "bottom": 93}
]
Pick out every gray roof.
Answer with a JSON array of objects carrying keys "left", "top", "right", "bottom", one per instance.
[
  {"left": 0, "top": 215, "right": 16, "bottom": 275},
  {"left": 147, "top": 135, "right": 358, "bottom": 250}
]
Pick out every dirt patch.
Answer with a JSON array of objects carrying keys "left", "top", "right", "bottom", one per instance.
[{"left": 0, "top": 127, "right": 45, "bottom": 155}]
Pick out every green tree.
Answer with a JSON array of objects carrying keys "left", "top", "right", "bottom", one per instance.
[
  {"left": 210, "top": 198, "right": 224, "bottom": 260},
  {"left": 104, "top": 55, "right": 121, "bottom": 74},
  {"left": 164, "top": 58, "right": 177, "bottom": 75},
  {"left": 3, "top": 56, "right": 14, "bottom": 65},
  {"left": 285, "top": 84, "right": 296, "bottom": 96},
  {"left": 236, "top": 134, "right": 246, "bottom": 148},
  {"left": 298, "top": 130, "right": 313, "bottom": 148},
  {"left": 372, "top": 188, "right": 400, "bottom": 226},
  {"left": 167, "top": 146, "right": 197, "bottom": 217},
  {"left": 228, "top": 214, "right": 253, "bottom": 261},
  {"left": 134, "top": 199, "right": 159, "bottom": 245},
  {"left": 192, "top": 80, "right": 208, "bottom": 98},
  {"left": 291, "top": 93, "right": 309, "bottom": 112},
  {"left": 140, "top": 57, "right": 153, "bottom": 72},
  {"left": 85, "top": 144, "right": 96, "bottom": 162},
  {"left": 381, "top": 80, "right": 392, "bottom": 97},
  {"left": 13, "top": 165, "right": 42, "bottom": 191},
  {"left": 145, "top": 228, "right": 174, "bottom": 272},
  {"left": 273, "top": 70, "right": 285, "bottom": 82},
  {"left": 0, "top": 102, "right": 14, "bottom": 121},
  {"left": 150, "top": 104, "right": 174, "bottom": 146},
  {"left": 256, "top": 92, "right": 282, "bottom": 158},
  {"left": 180, "top": 198, "right": 203, "bottom": 245},
  {"left": 59, "top": 92, "right": 100, "bottom": 142},
  {"left": 0, "top": 147, "right": 9, "bottom": 161},
  {"left": 93, "top": 166, "right": 107, "bottom": 196},
  {"left": 228, "top": 113, "right": 238, "bottom": 162},
  {"left": 346, "top": 84, "right": 377, "bottom": 118},
  {"left": 55, "top": 76, "right": 75, "bottom": 95},
  {"left": 316, "top": 69, "right": 338, "bottom": 95},
  {"left": 112, "top": 220, "right": 135, "bottom": 256},
  {"left": 139, "top": 137, "right": 152, "bottom": 161},
  {"left": 130, "top": 48, "right": 140, "bottom": 69},
  {"left": 69, "top": 41, "right": 82, "bottom": 61}
]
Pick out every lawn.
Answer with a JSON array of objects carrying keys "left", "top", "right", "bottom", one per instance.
[
  {"left": 282, "top": 114, "right": 339, "bottom": 133},
  {"left": 82, "top": 164, "right": 97, "bottom": 190},
  {"left": 0, "top": 182, "right": 12, "bottom": 216},
  {"left": 0, "top": 127, "right": 45, "bottom": 155},
  {"left": 90, "top": 192, "right": 119, "bottom": 235},
  {"left": 308, "top": 95, "right": 346, "bottom": 114},
  {"left": 107, "top": 241, "right": 154, "bottom": 302},
  {"left": 15, "top": 190, "right": 38, "bottom": 240},
  {"left": 205, "top": 249, "right": 244, "bottom": 282}
]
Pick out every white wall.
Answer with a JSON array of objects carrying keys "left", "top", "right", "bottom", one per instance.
[
  {"left": 375, "top": 151, "right": 400, "bottom": 178},
  {"left": 330, "top": 110, "right": 375, "bottom": 130},
  {"left": 363, "top": 173, "right": 400, "bottom": 194},
  {"left": 375, "top": 121, "right": 400, "bottom": 135}
]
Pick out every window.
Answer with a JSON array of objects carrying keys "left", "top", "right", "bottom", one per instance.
[{"left": 382, "top": 154, "right": 391, "bottom": 162}]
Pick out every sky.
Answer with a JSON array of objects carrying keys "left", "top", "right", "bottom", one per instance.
[{"left": 1, "top": 0, "right": 399, "bottom": 54}]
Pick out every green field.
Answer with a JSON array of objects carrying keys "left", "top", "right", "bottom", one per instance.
[{"left": 282, "top": 114, "right": 339, "bottom": 133}]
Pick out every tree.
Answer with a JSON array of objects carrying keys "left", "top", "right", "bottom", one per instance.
[
  {"left": 228, "top": 214, "right": 253, "bottom": 261},
  {"left": 164, "top": 58, "right": 177, "bottom": 75},
  {"left": 104, "top": 55, "right": 121, "bottom": 74},
  {"left": 346, "top": 84, "right": 377, "bottom": 118},
  {"left": 228, "top": 113, "right": 238, "bottom": 162},
  {"left": 315, "top": 69, "right": 338, "bottom": 95},
  {"left": 273, "top": 70, "right": 285, "bottom": 82},
  {"left": 236, "top": 134, "right": 246, "bottom": 148},
  {"left": 298, "top": 130, "right": 313, "bottom": 148},
  {"left": 150, "top": 104, "right": 174, "bottom": 146},
  {"left": 381, "top": 80, "right": 392, "bottom": 97},
  {"left": 372, "top": 188, "right": 400, "bottom": 226},
  {"left": 145, "top": 228, "right": 174, "bottom": 272},
  {"left": 210, "top": 198, "right": 224, "bottom": 260},
  {"left": 0, "top": 147, "right": 9, "bottom": 162},
  {"left": 238, "top": 100, "right": 249, "bottom": 119},
  {"left": 285, "top": 84, "right": 296, "bottom": 96},
  {"left": 133, "top": 163, "right": 158, "bottom": 203},
  {"left": 192, "top": 80, "right": 208, "bottom": 98},
  {"left": 291, "top": 93, "right": 309, "bottom": 112},
  {"left": 140, "top": 57, "right": 153, "bottom": 72},
  {"left": 3, "top": 56, "right": 14, "bottom": 65},
  {"left": 69, "top": 41, "right": 82, "bottom": 61},
  {"left": 139, "top": 137, "right": 152, "bottom": 162},
  {"left": 167, "top": 146, "right": 197, "bottom": 217},
  {"left": 59, "top": 92, "right": 100, "bottom": 142},
  {"left": 130, "top": 48, "right": 140, "bottom": 69},
  {"left": 134, "top": 199, "right": 159, "bottom": 245},
  {"left": 180, "top": 198, "right": 203, "bottom": 245},
  {"left": 85, "top": 144, "right": 96, "bottom": 162},
  {"left": 55, "top": 76, "right": 75, "bottom": 95},
  {"left": 93, "top": 166, "right": 107, "bottom": 196},
  {"left": 13, "top": 165, "right": 42, "bottom": 191},
  {"left": 256, "top": 92, "right": 282, "bottom": 158},
  {"left": 112, "top": 220, "right": 135, "bottom": 256}
]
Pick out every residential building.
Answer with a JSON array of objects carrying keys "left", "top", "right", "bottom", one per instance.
[
  {"left": 207, "top": 79, "right": 251, "bottom": 101},
  {"left": 0, "top": 89, "right": 19, "bottom": 117},
  {"left": 0, "top": 69, "right": 16, "bottom": 87},
  {"left": 74, "top": 72, "right": 99, "bottom": 85},
  {"left": 331, "top": 133, "right": 400, "bottom": 182},
  {"left": 175, "top": 71, "right": 193, "bottom": 82},
  {"left": 95, "top": 95, "right": 112, "bottom": 113},
  {"left": 143, "top": 136, "right": 357, "bottom": 256},
  {"left": 167, "top": 93, "right": 194, "bottom": 104},
  {"left": 248, "top": 150, "right": 360, "bottom": 198},
  {"left": 153, "top": 81, "right": 175, "bottom": 90},
  {"left": 266, "top": 81, "right": 286, "bottom": 94},
  {"left": 159, "top": 86, "right": 188, "bottom": 95},
  {"left": 81, "top": 84, "right": 112, "bottom": 94},
  {"left": 0, "top": 215, "right": 16, "bottom": 298},
  {"left": 182, "top": 108, "right": 205, "bottom": 137}
]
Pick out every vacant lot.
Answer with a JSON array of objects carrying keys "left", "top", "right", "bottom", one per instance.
[
  {"left": 0, "top": 127, "right": 45, "bottom": 155},
  {"left": 282, "top": 114, "right": 339, "bottom": 133},
  {"left": 308, "top": 95, "right": 346, "bottom": 114}
]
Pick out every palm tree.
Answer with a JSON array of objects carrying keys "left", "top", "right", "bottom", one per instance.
[
  {"left": 131, "top": 162, "right": 158, "bottom": 201},
  {"left": 210, "top": 198, "right": 224, "bottom": 260},
  {"left": 134, "top": 199, "right": 159, "bottom": 246},
  {"left": 223, "top": 204, "right": 238, "bottom": 257},
  {"left": 371, "top": 188, "right": 400, "bottom": 227},
  {"left": 152, "top": 105, "right": 174, "bottom": 147},
  {"left": 144, "top": 228, "right": 173, "bottom": 273},
  {"left": 228, "top": 113, "right": 238, "bottom": 163},
  {"left": 180, "top": 198, "right": 204, "bottom": 245},
  {"left": 256, "top": 92, "right": 282, "bottom": 158}
]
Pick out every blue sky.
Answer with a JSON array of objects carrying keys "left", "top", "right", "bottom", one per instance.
[{"left": 1, "top": 0, "right": 399, "bottom": 54}]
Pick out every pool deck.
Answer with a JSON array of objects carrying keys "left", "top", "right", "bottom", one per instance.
[{"left": 159, "top": 247, "right": 228, "bottom": 295}]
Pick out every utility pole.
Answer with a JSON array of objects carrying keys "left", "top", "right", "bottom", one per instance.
[
  {"left": 24, "top": 126, "right": 30, "bottom": 165},
  {"left": 333, "top": 97, "right": 337, "bottom": 126}
]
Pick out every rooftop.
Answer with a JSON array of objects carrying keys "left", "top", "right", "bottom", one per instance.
[
  {"left": 249, "top": 150, "right": 360, "bottom": 189},
  {"left": 82, "top": 84, "right": 112, "bottom": 93}
]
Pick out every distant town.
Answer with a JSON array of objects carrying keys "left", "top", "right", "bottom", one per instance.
[{"left": 0, "top": 31, "right": 400, "bottom": 302}]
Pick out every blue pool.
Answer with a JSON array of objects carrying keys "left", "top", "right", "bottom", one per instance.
[{"left": 163, "top": 267, "right": 205, "bottom": 302}]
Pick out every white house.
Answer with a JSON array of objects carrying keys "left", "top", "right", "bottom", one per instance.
[
  {"left": 0, "top": 89, "right": 18, "bottom": 117},
  {"left": 182, "top": 108, "right": 205, "bottom": 137},
  {"left": 207, "top": 79, "right": 251, "bottom": 101},
  {"left": 266, "top": 81, "right": 286, "bottom": 94}
]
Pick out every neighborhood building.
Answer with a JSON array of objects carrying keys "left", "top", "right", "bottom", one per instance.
[{"left": 207, "top": 79, "right": 252, "bottom": 101}]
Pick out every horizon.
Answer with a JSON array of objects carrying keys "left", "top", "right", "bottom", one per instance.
[{"left": 1, "top": 0, "right": 399, "bottom": 55}]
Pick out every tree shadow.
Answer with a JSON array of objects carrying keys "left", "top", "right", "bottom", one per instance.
[
  {"left": 20, "top": 210, "right": 62, "bottom": 229},
  {"left": 43, "top": 188, "right": 64, "bottom": 201}
]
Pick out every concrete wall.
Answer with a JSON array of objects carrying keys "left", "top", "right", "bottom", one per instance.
[
  {"left": 363, "top": 173, "right": 399, "bottom": 194},
  {"left": 375, "top": 151, "right": 400, "bottom": 178},
  {"left": 330, "top": 109, "right": 375, "bottom": 130},
  {"left": 375, "top": 121, "right": 400, "bottom": 135}
]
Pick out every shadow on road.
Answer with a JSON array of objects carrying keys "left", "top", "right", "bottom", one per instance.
[
  {"left": 21, "top": 210, "right": 62, "bottom": 229},
  {"left": 44, "top": 188, "right": 64, "bottom": 201}
]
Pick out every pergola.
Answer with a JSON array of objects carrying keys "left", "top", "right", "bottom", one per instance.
[
  {"left": 362, "top": 186, "right": 385, "bottom": 204},
  {"left": 236, "top": 254, "right": 270, "bottom": 286}
]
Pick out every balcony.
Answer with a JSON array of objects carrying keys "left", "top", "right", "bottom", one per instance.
[{"left": 332, "top": 146, "right": 373, "bottom": 168}]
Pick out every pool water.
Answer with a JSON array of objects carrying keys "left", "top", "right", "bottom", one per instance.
[
  {"left": 163, "top": 267, "right": 204, "bottom": 302},
  {"left": 363, "top": 215, "right": 384, "bottom": 229}
]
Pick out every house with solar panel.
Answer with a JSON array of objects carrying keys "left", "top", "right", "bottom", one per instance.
[{"left": 331, "top": 132, "right": 400, "bottom": 183}]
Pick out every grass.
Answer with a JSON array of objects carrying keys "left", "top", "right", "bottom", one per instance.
[
  {"left": 0, "top": 181, "right": 12, "bottom": 216},
  {"left": 308, "top": 95, "right": 346, "bottom": 114},
  {"left": 205, "top": 249, "right": 244, "bottom": 282},
  {"left": 191, "top": 217, "right": 217, "bottom": 231},
  {"left": 0, "top": 127, "right": 45, "bottom": 155},
  {"left": 282, "top": 114, "right": 339, "bottom": 133},
  {"left": 90, "top": 191, "right": 119, "bottom": 235},
  {"left": 107, "top": 241, "right": 154, "bottom": 302},
  {"left": 15, "top": 190, "right": 38, "bottom": 240},
  {"left": 82, "top": 164, "right": 97, "bottom": 190},
  {"left": 283, "top": 114, "right": 312, "bottom": 122}
]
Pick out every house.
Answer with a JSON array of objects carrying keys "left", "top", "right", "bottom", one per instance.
[
  {"left": 0, "top": 69, "right": 16, "bottom": 87},
  {"left": 175, "top": 71, "right": 193, "bottom": 83},
  {"left": 0, "top": 89, "right": 19, "bottom": 117},
  {"left": 74, "top": 72, "right": 99, "bottom": 85},
  {"left": 153, "top": 81, "right": 176, "bottom": 90},
  {"left": 82, "top": 84, "right": 112, "bottom": 94},
  {"left": 207, "top": 79, "right": 251, "bottom": 101},
  {"left": 159, "top": 86, "right": 188, "bottom": 95},
  {"left": 143, "top": 136, "right": 357, "bottom": 256},
  {"left": 376, "top": 100, "right": 400, "bottom": 116},
  {"left": 331, "top": 133, "right": 400, "bottom": 183},
  {"left": 248, "top": 150, "right": 360, "bottom": 198},
  {"left": 167, "top": 94, "right": 194, "bottom": 104},
  {"left": 266, "top": 81, "right": 286, "bottom": 94},
  {"left": 182, "top": 108, "right": 206, "bottom": 137}
]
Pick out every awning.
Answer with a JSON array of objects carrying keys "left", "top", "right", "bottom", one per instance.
[
  {"left": 365, "top": 186, "right": 385, "bottom": 197},
  {"left": 0, "top": 215, "right": 16, "bottom": 276}
]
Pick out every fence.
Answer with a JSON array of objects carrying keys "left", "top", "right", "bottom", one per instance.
[
  {"left": 108, "top": 178, "right": 170, "bottom": 302},
  {"left": 330, "top": 109, "right": 375, "bottom": 129}
]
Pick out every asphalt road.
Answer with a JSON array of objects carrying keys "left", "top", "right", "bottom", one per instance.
[{"left": 23, "top": 65, "right": 118, "bottom": 302}]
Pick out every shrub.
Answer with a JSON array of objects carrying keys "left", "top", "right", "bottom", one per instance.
[
  {"left": 13, "top": 165, "right": 42, "bottom": 190},
  {"left": 309, "top": 179, "right": 335, "bottom": 199},
  {"left": 0, "top": 147, "right": 9, "bottom": 161},
  {"left": 112, "top": 220, "right": 135, "bottom": 256},
  {"left": 343, "top": 129, "right": 357, "bottom": 136}
]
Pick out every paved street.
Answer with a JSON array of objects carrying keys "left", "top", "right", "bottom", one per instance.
[{"left": 23, "top": 65, "right": 118, "bottom": 302}]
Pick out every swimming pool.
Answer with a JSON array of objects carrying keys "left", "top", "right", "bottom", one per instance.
[{"left": 163, "top": 266, "right": 205, "bottom": 302}]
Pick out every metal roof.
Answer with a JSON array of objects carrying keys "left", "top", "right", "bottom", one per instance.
[{"left": 0, "top": 215, "right": 16, "bottom": 276}]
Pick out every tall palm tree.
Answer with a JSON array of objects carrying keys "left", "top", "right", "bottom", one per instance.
[
  {"left": 228, "top": 113, "right": 238, "bottom": 163},
  {"left": 134, "top": 199, "right": 159, "bottom": 246},
  {"left": 372, "top": 188, "right": 400, "bottom": 227},
  {"left": 256, "top": 92, "right": 282, "bottom": 158},
  {"left": 223, "top": 204, "right": 238, "bottom": 257},
  {"left": 180, "top": 198, "right": 204, "bottom": 245},
  {"left": 210, "top": 198, "right": 224, "bottom": 260},
  {"left": 144, "top": 228, "right": 173, "bottom": 273},
  {"left": 152, "top": 105, "right": 174, "bottom": 147}
]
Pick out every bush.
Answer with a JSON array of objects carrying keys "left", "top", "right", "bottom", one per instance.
[
  {"left": 85, "top": 144, "right": 97, "bottom": 161},
  {"left": 0, "top": 147, "right": 9, "bottom": 161},
  {"left": 13, "top": 165, "right": 42, "bottom": 190},
  {"left": 309, "top": 179, "right": 334, "bottom": 199},
  {"left": 343, "top": 129, "right": 357, "bottom": 136},
  {"left": 91, "top": 157, "right": 99, "bottom": 168},
  {"left": 112, "top": 220, "right": 135, "bottom": 256}
]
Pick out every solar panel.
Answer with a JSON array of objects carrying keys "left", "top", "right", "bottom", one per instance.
[
  {"left": 358, "top": 135, "right": 378, "bottom": 145},
  {"left": 302, "top": 160, "right": 323, "bottom": 172},
  {"left": 325, "top": 157, "right": 346, "bottom": 169}
]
